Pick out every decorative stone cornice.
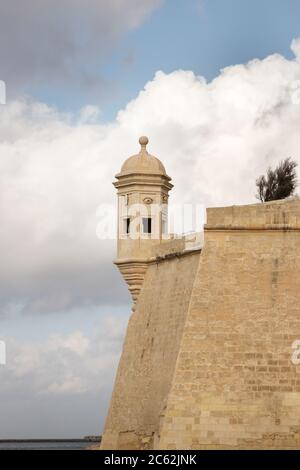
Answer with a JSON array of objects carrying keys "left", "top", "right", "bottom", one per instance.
[
  {"left": 114, "top": 259, "right": 149, "bottom": 309},
  {"left": 113, "top": 172, "right": 173, "bottom": 191}
]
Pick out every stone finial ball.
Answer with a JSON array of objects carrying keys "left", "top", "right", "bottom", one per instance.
[{"left": 139, "top": 136, "right": 149, "bottom": 146}]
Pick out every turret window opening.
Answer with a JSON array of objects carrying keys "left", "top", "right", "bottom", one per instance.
[
  {"left": 142, "top": 217, "right": 152, "bottom": 234},
  {"left": 124, "top": 217, "right": 131, "bottom": 234}
]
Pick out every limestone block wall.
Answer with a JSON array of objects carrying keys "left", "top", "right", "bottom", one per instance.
[
  {"left": 158, "top": 199, "right": 300, "bottom": 449},
  {"left": 100, "top": 250, "right": 200, "bottom": 450}
]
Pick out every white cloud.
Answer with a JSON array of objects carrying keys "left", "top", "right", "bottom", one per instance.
[
  {"left": 291, "top": 38, "right": 300, "bottom": 61},
  {"left": 1, "top": 39, "right": 300, "bottom": 316},
  {"left": 0, "top": 314, "right": 127, "bottom": 437},
  {"left": 48, "top": 331, "right": 90, "bottom": 357},
  {"left": 1, "top": 315, "right": 127, "bottom": 396}
]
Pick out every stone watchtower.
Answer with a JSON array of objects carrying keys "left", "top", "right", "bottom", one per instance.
[{"left": 113, "top": 136, "right": 173, "bottom": 306}]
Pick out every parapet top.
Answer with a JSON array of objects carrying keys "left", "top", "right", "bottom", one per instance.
[{"left": 205, "top": 198, "right": 300, "bottom": 231}]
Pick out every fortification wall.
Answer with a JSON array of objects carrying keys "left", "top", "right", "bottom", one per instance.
[
  {"left": 158, "top": 199, "right": 300, "bottom": 449},
  {"left": 100, "top": 249, "right": 200, "bottom": 450}
]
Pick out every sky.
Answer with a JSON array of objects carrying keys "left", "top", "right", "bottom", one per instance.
[{"left": 1, "top": 0, "right": 300, "bottom": 438}]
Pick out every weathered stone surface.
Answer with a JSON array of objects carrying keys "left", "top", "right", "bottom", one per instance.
[
  {"left": 158, "top": 198, "right": 300, "bottom": 449},
  {"left": 100, "top": 251, "right": 200, "bottom": 449}
]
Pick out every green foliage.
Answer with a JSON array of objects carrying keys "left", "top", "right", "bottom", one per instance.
[{"left": 256, "top": 158, "right": 298, "bottom": 203}]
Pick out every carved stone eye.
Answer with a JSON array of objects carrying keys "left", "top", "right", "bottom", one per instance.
[{"left": 143, "top": 197, "right": 153, "bottom": 204}]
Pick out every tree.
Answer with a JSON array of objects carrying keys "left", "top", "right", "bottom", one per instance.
[{"left": 256, "top": 158, "right": 298, "bottom": 203}]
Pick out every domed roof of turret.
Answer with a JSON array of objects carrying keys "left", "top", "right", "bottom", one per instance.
[{"left": 119, "top": 136, "right": 167, "bottom": 176}]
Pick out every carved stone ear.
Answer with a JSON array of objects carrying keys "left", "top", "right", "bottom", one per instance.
[{"left": 143, "top": 197, "right": 153, "bottom": 204}]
